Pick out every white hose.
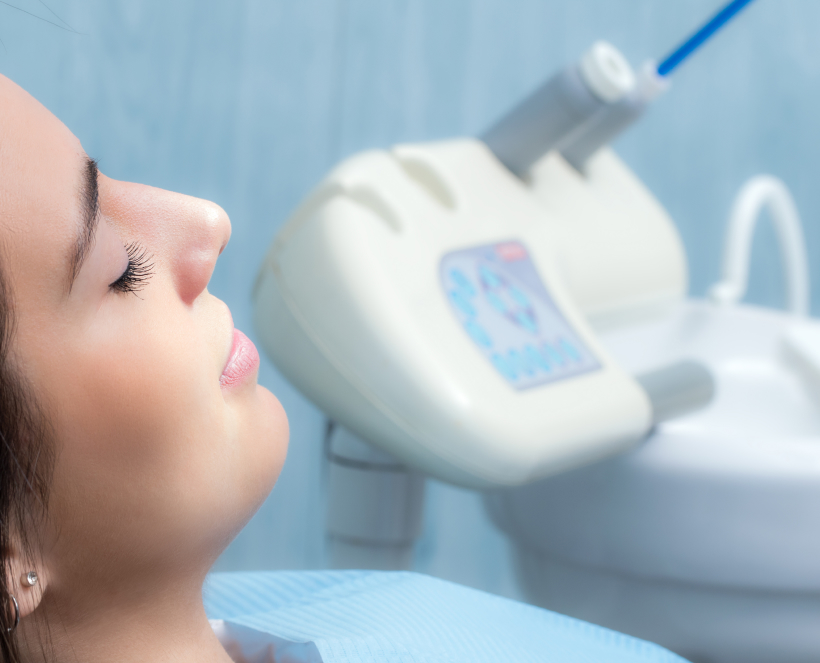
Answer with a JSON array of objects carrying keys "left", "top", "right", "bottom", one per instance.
[{"left": 708, "top": 175, "right": 810, "bottom": 317}]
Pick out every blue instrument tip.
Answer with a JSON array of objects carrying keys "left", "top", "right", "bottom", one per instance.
[{"left": 657, "top": 0, "right": 758, "bottom": 77}]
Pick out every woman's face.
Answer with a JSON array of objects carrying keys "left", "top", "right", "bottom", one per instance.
[{"left": 0, "top": 75, "right": 288, "bottom": 599}]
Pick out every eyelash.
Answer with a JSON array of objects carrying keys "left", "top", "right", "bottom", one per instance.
[{"left": 109, "top": 242, "right": 155, "bottom": 295}]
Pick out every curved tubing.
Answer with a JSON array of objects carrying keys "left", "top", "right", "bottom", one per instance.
[{"left": 709, "top": 175, "right": 810, "bottom": 317}]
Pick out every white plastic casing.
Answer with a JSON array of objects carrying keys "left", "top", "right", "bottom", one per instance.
[
  {"left": 528, "top": 148, "right": 687, "bottom": 328},
  {"left": 253, "top": 139, "right": 686, "bottom": 488}
]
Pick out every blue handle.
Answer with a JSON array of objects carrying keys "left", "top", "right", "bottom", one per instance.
[{"left": 657, "top": 0, "right": 758, "bottom": 77}]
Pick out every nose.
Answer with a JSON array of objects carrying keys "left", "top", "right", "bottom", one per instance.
[
  {"left": 168, "top": 196, "right": 232, "bottom": 305},
  {"left": 101, "top": 177, "right": 232, "bottom": 305}
]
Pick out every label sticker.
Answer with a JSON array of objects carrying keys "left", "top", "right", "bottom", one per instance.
[{"left": 440, "top": 240, "right": 600, "bottom": 390}]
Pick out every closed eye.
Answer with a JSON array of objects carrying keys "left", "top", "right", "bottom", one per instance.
[{"left": 109, "top": 242, "right": 155, "bottom": 295}]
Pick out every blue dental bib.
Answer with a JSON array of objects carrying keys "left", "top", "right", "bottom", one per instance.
[{"left": 205, "top": 571, "right": 687, "bottom": 663}]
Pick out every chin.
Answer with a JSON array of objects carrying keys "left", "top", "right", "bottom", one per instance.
[
  {"left": 198, "top": 383, "right": 288, "bottom": 559},
  {"left": 243, "top": 384, "right": 289, "bottom": 511}
]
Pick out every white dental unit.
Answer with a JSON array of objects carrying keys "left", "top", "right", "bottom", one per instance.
[
  {"left": 253, "top": 0, "right": 820, "bottom": 661},
  {"left": 252, "top": 40, "right": 711, "bottom": 488}
]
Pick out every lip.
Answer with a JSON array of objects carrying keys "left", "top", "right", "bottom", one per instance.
[{"left": 220, "top": 327, "right": 260, "bottom": 389}]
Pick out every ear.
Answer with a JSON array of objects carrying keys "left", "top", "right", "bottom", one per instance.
[{"left": 4, "top": 549, "right": 48, "bottom": 620}]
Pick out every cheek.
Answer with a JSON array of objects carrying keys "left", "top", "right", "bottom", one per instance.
[
  {"left": 40, "top": 301, "right": 289, "bottom": 573},
  {"left": 45, "top": 313, "right": 231, "bottom": 558},
  {"left": 62, "top": 317, "right": 218, "bottom": 462}
]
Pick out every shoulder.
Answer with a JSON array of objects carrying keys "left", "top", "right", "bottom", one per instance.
[{"left": 205, "top": 570, "right": 684, "bottom": 663}]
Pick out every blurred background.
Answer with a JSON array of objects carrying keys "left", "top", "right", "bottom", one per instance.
[{"left": 2, "top": 0, "right": 817, "bottom": 599}]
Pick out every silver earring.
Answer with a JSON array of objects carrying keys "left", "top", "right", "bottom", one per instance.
[
  {"left": 6, "top": 595, "right": 19, "bottom": 633},
  {"left": 22, "top": 572, "right": 37, "bottom": 587}
]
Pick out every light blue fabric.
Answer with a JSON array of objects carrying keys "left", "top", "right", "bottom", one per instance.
[{"left": 204, "top": 571, "right": 688, "bottom": 663}]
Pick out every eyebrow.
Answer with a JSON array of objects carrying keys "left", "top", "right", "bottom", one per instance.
[{"left": 68, "top": 156, "right": 100, "bottom": 292}]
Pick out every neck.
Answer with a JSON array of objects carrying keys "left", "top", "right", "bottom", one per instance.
[{"left": 22, "top": 576, "right": 233, "bottom": 663}]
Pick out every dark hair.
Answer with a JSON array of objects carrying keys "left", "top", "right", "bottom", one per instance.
[{"left": 0, "top": 261, "right": 55, "bottom": 662}]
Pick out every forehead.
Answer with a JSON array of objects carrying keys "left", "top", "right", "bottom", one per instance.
[{"left": 0, "top": 75, "right": 86, "bottom": 303}]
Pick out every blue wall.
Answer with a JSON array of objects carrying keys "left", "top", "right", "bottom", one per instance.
[{"left": 3, "top": 0, "right": 818, "bottom": 597}]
